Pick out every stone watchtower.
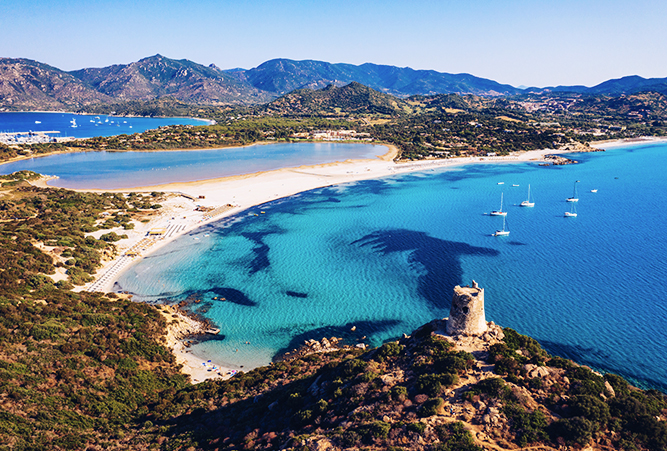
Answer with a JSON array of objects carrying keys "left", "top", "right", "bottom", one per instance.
[{"left": 446, "top": 280, "right": 488, "bottom": 336}]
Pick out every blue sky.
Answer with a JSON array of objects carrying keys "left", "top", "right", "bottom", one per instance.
[{"left": 2, "top": 0, "right": 666, "bottom": 88}]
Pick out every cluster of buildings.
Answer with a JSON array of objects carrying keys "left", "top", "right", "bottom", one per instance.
[
  {"left": 289, "top": 130, "right": 372, "bottom": 141},
  {"left": 0, "top": 131, "right": 73, "bottom": 145}
]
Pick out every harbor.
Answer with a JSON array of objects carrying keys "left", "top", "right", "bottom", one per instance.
[{"left": 0, "top": 130, "right": 74, "bottom": 145}]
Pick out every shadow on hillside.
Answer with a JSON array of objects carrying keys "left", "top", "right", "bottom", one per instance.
[{"left": 272, "top": 319, "right": 402, "bottom": 362}]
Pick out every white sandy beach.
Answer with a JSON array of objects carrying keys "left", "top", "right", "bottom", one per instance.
[
  {"left": 155, "top": 304, "right": 234, "bottom": 383},
  {"left": 74, "top": 145, "right": 563, "bottom": 293},
  {"left": 590, "top": 136, "right": 667, "bottom": 149},
  {"left": 27, "top": 142, "right": 622, "bottom": 382}
]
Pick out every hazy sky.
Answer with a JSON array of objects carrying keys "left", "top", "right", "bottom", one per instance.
[{"left": 2, "top": 0, "right": 666, "bottom": 88}]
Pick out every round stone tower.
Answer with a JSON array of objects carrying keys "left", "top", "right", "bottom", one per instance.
[{"left": 446, "top": 280, "right": 487, "bottom": 336}]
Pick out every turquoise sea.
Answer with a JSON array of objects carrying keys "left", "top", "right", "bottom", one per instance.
[
  {"left": 0, "top": 142, "right": 386, "bottom": 189},
  {"left": 0, "top": 111, "right": 208, "bottom": 140},
  {"left": 116, "top": 143, "right": 667, "bottom": 391}
]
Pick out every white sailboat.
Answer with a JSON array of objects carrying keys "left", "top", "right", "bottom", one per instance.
[
  {"left": 564, "top": 201, "right": 577, "bottom": 217},
  {"left": 490, "top": 192, "right": 507, "bottom": 216},
  {"left": 567, "top": 180, "right": 580, "bottom": 202},
  {"left": 520, "top": 184, "right": 534, "bottom": 207},
  {"left": 494, "top": 215, "right": 510, "bottom": 236}
]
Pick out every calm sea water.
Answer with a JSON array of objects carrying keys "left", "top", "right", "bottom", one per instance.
[
  {"left": 0, "top": 111, "right": 208, "bottom": 139},
  {"left": 0, "top": 143, "right": 386, "bottom": 189},
  {"left": 113, "top": 143, "right": 665, "bottom": 390}
]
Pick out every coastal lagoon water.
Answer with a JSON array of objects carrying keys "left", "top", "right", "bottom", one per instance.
[
  {"left": 117, "top": 143, "right": 667, "bottom": 390},
  {"left": 0, "top": 111, "right": 208, "bottom": 140},
  {"left": 0, "top": 143, "right": 387, "bottom": 189}
]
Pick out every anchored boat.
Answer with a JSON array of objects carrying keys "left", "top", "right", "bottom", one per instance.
[
  {"left": 520, "top": 184, "right": 534, "bottom": 207},
  {"left": 490, "top": 192, "right": 507, "bottom": 216}
]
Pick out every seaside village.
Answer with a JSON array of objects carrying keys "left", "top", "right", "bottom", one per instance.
[
  {"left": 0, "top": 128, "right": 371, "bottom": 146},
  {"left": 0, "top": 130, "right": 74, "bottom": 145}
]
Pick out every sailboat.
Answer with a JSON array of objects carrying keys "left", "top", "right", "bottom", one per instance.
[
  {"left": 490, "top": 192, "right": 507, "bottom": 216},
  {"left": 567, "top": 180, "right": 580, "bottom": 202},
  {"left": 520, "top": 184, "right": 534, "bottom": 207},
  {"left": 564, "top": 202, "right": 577, "bottom": 217},
  {"left": 494, "top": 215, "right": 510, "bottom": 236}
]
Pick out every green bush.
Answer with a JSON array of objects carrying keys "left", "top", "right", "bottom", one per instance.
[
  {"left": 568, "top": 394, "right": 610, "bottom": 430},
  {"left": 99, "top": 232, "right": 122, "bottom": 242},
  {"left": 407, "top": 422, "right": 426, "bottom": 435},
  {"left": 503, "top": 404, "right": 548, "bottom": 447},
  {"left": 433, "top": 351, "right": 474, "bottom": 374},
  {"left": 338, "top": 431, "right": 360, "bottom": 448},
  {"left": 466, "top": 377, "right": 512, "bottom": 401},
  {"left": 292, "top": 409, "right": 313, "bottom": 427},
  {"left": 419, "top": 397, "right": 444, "bottom": 417},
  {"left": 357, "top": 421, "right": 391, "bottom": 442},
  {"left": 340, "top": 358, "right": 366, "bottom": 379},
  {"left": 604, "top": 373, "right": 630, "bottom": 396},
  {"left": 373, "top": 342, "right": 404, "bottom": 362},
  {"left": 31, "top": 319, "right": 66, "bottom": 341},
  {"left": 390, "top": 385, "right": 408, "bottom": 401},
  {"left": 549, "top": 416, "right": 594, "bottom": 446},
  {"left": 567, "top": 367, "right": 605, "bottom": 396},
  {"left": 433, "top": 422, "right": 483, "bottom": 451},
  {"left": 416, "top": 373, "right": 444, "bottom": 396}
]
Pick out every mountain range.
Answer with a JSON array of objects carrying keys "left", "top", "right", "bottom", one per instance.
[{"left": 2, "top": 54, "right": 667, "bottom": 111}]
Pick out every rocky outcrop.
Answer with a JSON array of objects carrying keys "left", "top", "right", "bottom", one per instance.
[
  {"left": 542, "top": 154, "right": 578, "bottom": 165},
  {"left": 559, "top": 141, "right": 605, "bottom": 153}
]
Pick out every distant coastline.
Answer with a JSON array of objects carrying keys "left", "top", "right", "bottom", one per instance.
[
  {"left": 0, "top": 111, "right": 212, "bottom": 151},
  {"left": 0, "top": 109, "right": 215, "bottom": 123}
]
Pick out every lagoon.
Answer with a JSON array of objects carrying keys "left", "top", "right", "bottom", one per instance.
[{"left": 0, "top": 142, "right": 388, "bottom": 189}]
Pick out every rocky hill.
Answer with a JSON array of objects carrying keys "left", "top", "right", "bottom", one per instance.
[
  {"left": 527, "top": 74, "right": 667, "bottom": 96},
  {"left": 263, "top": 81, "right": 412, "bottom": 116},
  {"left": 0, "top": 58, "right": 110, "bottom": 110},
  {"left": 3, "top": 55, "right": 667, "bottom": 112},
  {"left": 69, "top": 54, "right": 273, "bottom": 105},
  {"left": 150, "top": 319, "right": 667, "bottom": 450},
  {"left": 229, "top": 58, "right": 523, "bottom": 97},
  {"left": 0, "top": 55, "right": 525, "bottom": 111}
]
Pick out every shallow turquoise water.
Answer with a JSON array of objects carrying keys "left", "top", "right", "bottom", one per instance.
[{"left": 117, "top": 144, "right": 667, "bottom": 390}]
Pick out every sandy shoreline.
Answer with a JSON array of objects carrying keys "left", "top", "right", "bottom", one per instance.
[
  {"left": 156, "top": 305, "right": 236, "bottom": 383},
  {"left": 27, "top": 138, "right": 641, "bottom": 383},
  {"left": 590, "top": 136, "right": 667, "bottom": 149}
]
